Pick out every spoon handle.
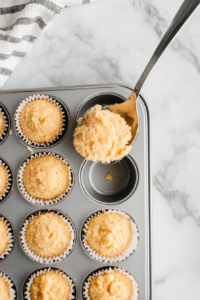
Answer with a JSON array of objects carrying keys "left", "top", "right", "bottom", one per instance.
[{"left": 133, "top": 0, "right": 200, "bottom": 96}]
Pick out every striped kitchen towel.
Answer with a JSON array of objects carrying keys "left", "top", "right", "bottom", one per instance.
[{"left": 0, "top": 0, "right": 98, "bottom": 88}]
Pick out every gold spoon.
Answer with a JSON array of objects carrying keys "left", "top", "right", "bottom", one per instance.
[{"left": 105, "top": 0, "right": 200, "bottom": 146}]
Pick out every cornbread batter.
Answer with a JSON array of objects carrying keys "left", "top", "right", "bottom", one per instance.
[
  {"left": 85, "top": 212, "right": 132, "bottom": 257},
  {"left": 19, "top": 99, "right": 63, "bottom": 143},
  {"left": 88, "top": 270, "right": 133, "bottom": 300},
  {"left": 27, "top": 146, "right": 34, "bottom": 154},
  {"left": 106, "top": 172, "right": 113, "bottom": 182},
  {"left": 25, "top": 213, "right": 71, "bottom": 257},
  {"left": 73, "top": 105, "right": 131, "bottom": 163},
  {"left": 23, "top": 156, "right": 70, "bottom": 200},
  {"left": 0, "top": 164, "right": 8, "bottom": 196},
  {"left": 0, "top": 219, "right": 8, "bottom": 255},
  {"left": 30, "top": 270, "right": 71, "bottom": 300},
  {"left": 0, "top": 275, "right": 10, "bottom": 300},
  {"left": 0, "top": 112, "right": 5, "bottom": 136}
]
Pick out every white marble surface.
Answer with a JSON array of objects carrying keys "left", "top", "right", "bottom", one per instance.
[{"left": 2, "top": 0, "right": 200, "bottom": 299}]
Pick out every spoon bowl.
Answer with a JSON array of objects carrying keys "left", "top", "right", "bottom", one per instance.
[{"left": 103, "top": 91, "right": 138, "bottom": 146}]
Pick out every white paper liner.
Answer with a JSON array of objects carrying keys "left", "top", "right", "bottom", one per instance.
[
  {"left": 82, "top": 209, "right": 139, "bottom": 263},
  {"left": 18, "top": 152, "right": 73, "bottom": 205},
  {"left": 83, "top": 266, "right": 139, "bottom": 300},
  {"left": 24, "top": 268, "right": 76, "bottom": 300},
  {"left": 14, "top": 94, "right": 66, "bottom": 147},
  {"left": 0, "top": 107, "right": 9, "bottom": 142},
  {"left": 0, "top": 271, "right": 17, "bottom": 300},
  {"left": 0, "top": 159, "right": 13, "bottom": 202},
  {"left": 0, "top": 216, "right": 14, "bottom": 260},
  {"left": 20, "top": 210, "right": 75, "bottom": 263}
]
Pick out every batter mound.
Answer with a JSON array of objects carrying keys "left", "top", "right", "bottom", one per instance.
[{"left": 73, "top": 105, "right": 131, "bottom": 163}]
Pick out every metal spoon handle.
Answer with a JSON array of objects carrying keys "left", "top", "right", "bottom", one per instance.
[{"left": 133, "top": 0, "right": 200, "bottom": 96}]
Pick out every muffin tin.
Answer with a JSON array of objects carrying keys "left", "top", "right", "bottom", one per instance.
[{"left": 0, "top": 84, "right": 152, "bottom": 300}]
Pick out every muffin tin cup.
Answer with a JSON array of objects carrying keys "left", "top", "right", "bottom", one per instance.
[
  {"left": 80, "top": 154, "right": 139, "bottom": 205},
  {"left": 14, "top": 94, "right": 71, "bottom": 149},
  {"left": 0, "top": 157, "right": 14, "bottom": 204},
  {"left": 17, "top": 151, "right": 75, "bottom": 206},
  {"left": 75, "top": 92, "right": 128, "bottom": 127},
  {"left": 0, "top": 271, "right": 17, "bottom": 300},
  {"left": 19, "top": 209, "right": 76, "bottom": 264},
  {"left": 0, "top": 102, "right": 11, "bottom": 145},
  {"left": 0, "top": 214, "right": 15, "bottom": 263},
  {"left": 81, "top": 209, "right": 139, "bottom": 264},
  {"left": 22, "top": 267, "right": 77, "bottom": 300},
  {"left": 82, "top": 265, "right": 139, "bottom": 300},
  {"left": 74, "top": 91, "right": 140, "bottom": 165}
]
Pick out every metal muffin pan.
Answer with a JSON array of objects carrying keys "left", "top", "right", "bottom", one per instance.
[{"left": 0, "top": 84, "right": 152, "bottom": 300}]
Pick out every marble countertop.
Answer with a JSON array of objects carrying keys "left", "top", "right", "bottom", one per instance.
[{"left": 2, "top": 0, "right": 200, "bottom": 299}]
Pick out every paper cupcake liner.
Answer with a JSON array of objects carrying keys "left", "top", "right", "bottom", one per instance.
[
  {"left": 82, "top": 266, "right": 139, "bottom": 300},
  {"left": 0, "top": 104, "right": 10, "bottom": 145},
  {"left": 20, "top": 209, "right": 76, "bottom": 264},
  {"left": 0, "top": 214, "right": 15, "bottom": 262},
  {"left": 0, "top": 158, "right": 14, "bottom": 204},
  {"left": 0, "top": 271, "right": 17, "bottom": 300},
  {"left": 17, "top": 151, "right": 74, "bottom": 206},
  {"left": 23, "top": 267, "right": 76, "bottom": 300},
  {"left": 14, "top": 94, "right": 70, "bottom": 148},
  {"left": 81, "top": 209, "right": 139, "bottom": 263}
]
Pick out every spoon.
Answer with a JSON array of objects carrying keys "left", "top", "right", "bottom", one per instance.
[{"left": 105, "top": 0, "right": 200, "bottom": 145}]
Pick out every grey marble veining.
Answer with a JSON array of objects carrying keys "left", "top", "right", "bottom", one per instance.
[{"left": 2, "top": 0, "right": 200, "bottom": 299}]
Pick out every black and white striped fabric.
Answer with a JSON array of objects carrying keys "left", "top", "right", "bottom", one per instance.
[{"left": 0, "top": 0, "right": 98, "bottom": 87}]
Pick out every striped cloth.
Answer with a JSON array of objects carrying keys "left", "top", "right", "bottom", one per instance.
[{"left": 0, "top": 0, "right": 98, "bottom": 88}]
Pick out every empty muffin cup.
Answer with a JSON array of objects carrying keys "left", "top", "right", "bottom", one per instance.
[
  {"left": 14, "top": 94, "right": 71, "bottom": 148},
  {"left": 81, "top": 209, "right": 139, "bottom": 263},
  {"left": 0, "top": 271, "right": 17, "bottom": 300},
  {"left": 75, "top": 92, "right": 125, "bottom": 123},
  {"left": 0, "top": 103, "right": 11, "bottom": 146},
  {"left": 19, "top": 209, "right": 76, "bottom": 264},
  {"left": 0, "top": 157, "right": 14, "bottom": 204},
  {"left": 0, "top": 214, "right": 15, "bottom": 263},
  {"left": 22, "top": 267, "right": 77, "bottom": 300},
  {"left": 80, "top": 154, "right": 138, "bottom": 204},
  {"left": 17, "top": 151, "right": 74, "bottom": 206},
  {"left": 82, "top": 266, "right": 138, "bottom": 300}
]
